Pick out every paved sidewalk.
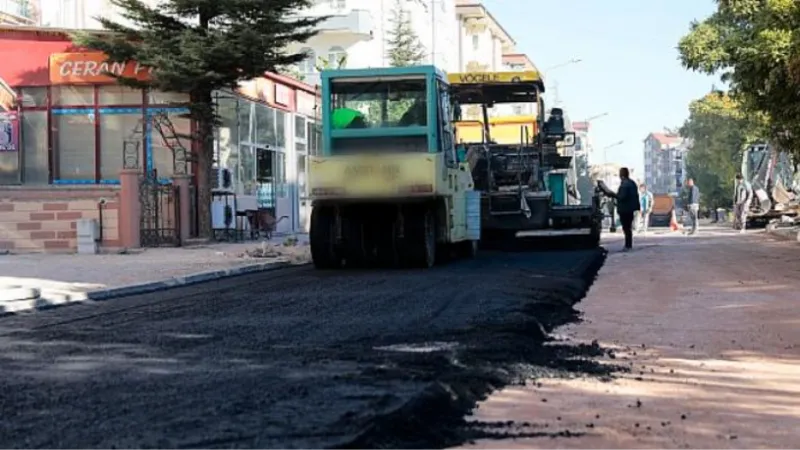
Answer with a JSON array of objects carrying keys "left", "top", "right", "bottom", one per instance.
[
  {"left": 459, "top": 226, "right": 800, "bottom": 449},
  {"left": 0, "top": 234, "right": 309, "bottom": 313}
]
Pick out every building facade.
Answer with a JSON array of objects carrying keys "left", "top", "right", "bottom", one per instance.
[
  {"left": 287, "top": 0, "right": 459, "bottom": 85},
  {"left": 0, "top": 26, "right": 319, "bottom": 252},
  {"left": 0, "top": 0, "right": 39, "bottom": 25},
  {"left": 643, "top": 132, "right": 688, "bottom": 195}
]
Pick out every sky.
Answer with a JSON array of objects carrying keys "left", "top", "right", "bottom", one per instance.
[{"left": 482, "top": 0, "right": 721, "bottom": 174}]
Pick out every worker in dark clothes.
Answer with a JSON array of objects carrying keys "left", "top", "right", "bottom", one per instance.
[{"left": 608, "top": 167, "right": 640, "bottom": 251}]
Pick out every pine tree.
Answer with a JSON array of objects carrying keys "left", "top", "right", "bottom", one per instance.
[
  {"left": 385, "top": 0, "right": 426, "bottom": 67},
  {"left": 72, "top": 0, "right": 324, "bottom": 239}
]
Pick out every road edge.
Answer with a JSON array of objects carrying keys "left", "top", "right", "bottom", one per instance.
[
  {"left": 85, "top": 259, "right": 294, "bottom": 301},
  {"left": 1, "top": 259, "right": 297, "bottom": 316}
]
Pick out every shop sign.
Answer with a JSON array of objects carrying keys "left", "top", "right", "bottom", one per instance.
[
  {"left": 49, "top": 52, "right": 153, "bottom": 84},
  {"left": 0, "top": 112, "right": 19, "bottom": 152}
]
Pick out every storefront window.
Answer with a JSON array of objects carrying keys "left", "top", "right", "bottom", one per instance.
[
  {"left": 152, "top": 115, "right": 191, "bottom": 178},
  {"left": 297, "top": 154, "right": 307, "bottom": 196},
  {"left": 216, "top": 95, "right": 239, "bottom": 175},
  {"left": 255, "top": 103, "right": 276, "bottom": 147},
  {"left": 55, "top": 113, "right": 96, "bottom": 180},
  {"left": 52, "top": 86, "right": 93, "bottom": 106},
  {"left": 99, "top": 114, "right": 141, "bottom": 180},
  {"left": 295, "top": 115, "right": 306, "bottom": 140},
  {"left": 276, "top": 110, "right": 286, "bottom": 148},
  {"left": 238, "top": 99, "right": 252, "bottom": 144},
  {"left": 239, "top": 144, "right": 256, "bottom": 195},
  {"left": 276, "top": 151, "right": 286, "bottom": 197},
  {"left": 22, "top": 111, "right": 48, "bottom": 184},
  {"left": 0, "top": 114, "right": 20, "bottom": 184},
  {"left": 18, "top": 88, "right": 47, "bottom": 107},
  {"left": 99, "top": 86, "right": 143, "bottom": 105},
  {"left": 148, "top": 90, "right": 189, "bottom": 105}
]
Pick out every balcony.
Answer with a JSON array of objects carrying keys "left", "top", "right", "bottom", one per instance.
[
  {"left": 0, "top": 0, "right": 36, "bottom": 25},
  {"left": 299, "top": 8, "right": 374, "bottom": 39}
]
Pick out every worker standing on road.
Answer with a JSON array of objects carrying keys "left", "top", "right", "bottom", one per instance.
[
  {"left": 608, "top": 167, "right": 640, "bottom": 251},
  {"left": 733, "top": 173, "right": 753, "bottom": 233},
  {"left": 683, "top": 178, "right": 701, "bottom": 235},
  {"left": 637, "top": 183, "right": 654, "bottom": 234}
]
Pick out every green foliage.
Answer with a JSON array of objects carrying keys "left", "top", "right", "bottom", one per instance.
[
  {"left": 315, "top": 54, "right": 347, "bottom": 72},
  {"left": 386, "top": 0, "right": 427, "bottom": 67},
  {"left": 72, "top": 0, "right": 323, "bottom": 237},
  {"left": 677, "top": 0, "right": 800, "bottom": 157},
  {"left": 680, "top": 91, "right": 762, "bottom": 209}
]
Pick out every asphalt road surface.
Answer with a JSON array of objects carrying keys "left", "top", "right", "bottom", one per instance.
[{"left": 0, "top": 248, "right": 605, "bottom": 449}]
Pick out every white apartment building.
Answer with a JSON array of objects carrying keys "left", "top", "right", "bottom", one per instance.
[
  {"left": 643, "top": 132, "right": 688, "bottom": 195},
  {"left": 0, "top": 0, "right": 39, "bottom": 25},
  {"left": 287, "top": 0, "right": 459, "bottom": 85}
]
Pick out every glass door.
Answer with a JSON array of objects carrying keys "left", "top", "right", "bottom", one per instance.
[{"left": 255, "top": 147, "right": 276, "bottom": 217}]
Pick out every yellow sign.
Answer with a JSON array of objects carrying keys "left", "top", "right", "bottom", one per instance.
[{"left": 447, "top": 71, "right": 541, "bottom": 85}]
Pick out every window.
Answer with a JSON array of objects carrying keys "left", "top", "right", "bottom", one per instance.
[
  {"left": 255, "top": 104, "right": 276, "bottom": 147},
  {"left": 152, "top": 115, "right": 191, "bottom": 178},
  {"left": 275, "top": 109, "right": 287, "bottom": 148},
  {"left": 327, "top": 46, "right": 347, "bottom": 68},
  {"left": 330, "top": 0, "right": 345, "bottom": 8},
  {"left": 239, "top": 145, "right": 256, "bottom": 195},
  {"left": 299, "top": 47, "right": 316, "bottom": 73},
  {"left": 22, "top": 111, "right": 49, "bottom": 184},
  {"left": 295, "top": 115, "right": 307, "bottom": 140},
  {"left": 330, "top": 78, "right": 427, "bottom": 128},
  {"left": 52, "top": 86, "right": 93, "bottom": 106},
  {"left": 472, "top": 35, "right": 479, "bottom": 51},
  {"left": 216, "top": 95, "right": 240, "bottom": 174},
  {"left": 0, "top": 114, "right": 20, "bottom": 184},
  {"left": 297, "top": 154, "right": 307, "bottom": 196},
  {"left": 99, "top": 113, "right": 142, "bottom": 180},
  {"left": 238, "top": 99, "right": 253, "bottom": 144},
  {"left": 17, "top": 87, "right": 47, "bottom": 107},
  {"left": 99, "top": 86, "right": 143, "bottom": 105},
  {"left": 54, "top": 112, "right": 96, "bottom": 181},
  {"left": 148, "top": 90, "right": 189, "bottom": 105}
]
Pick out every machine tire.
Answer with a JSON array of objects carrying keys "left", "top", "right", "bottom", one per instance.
[
  {"left": 310, "top": 206, "right": 342, "bottom": 269},
  {"left": 405, "top": 207, "right": 437, "bottom": 268}
]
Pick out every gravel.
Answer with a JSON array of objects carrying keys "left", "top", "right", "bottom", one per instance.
[{"left": 0, "top": 247, "right": 606, "bottom": 449}]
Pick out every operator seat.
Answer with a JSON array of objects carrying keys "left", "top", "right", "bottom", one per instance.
[{"left": 545, "top": 108, "right": 565, "bottom": 137}]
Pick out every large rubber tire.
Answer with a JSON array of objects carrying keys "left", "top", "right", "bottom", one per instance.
[
  {"left": 404, "top": 208, "right": 437, "bottom": 268},
  {"left": 310, "top": 206, "right": 342, "bottom": 269}
]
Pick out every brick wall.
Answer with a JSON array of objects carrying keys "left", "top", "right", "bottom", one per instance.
[{"left": 0, "top": 186, "right": 121, "bottom": 253}]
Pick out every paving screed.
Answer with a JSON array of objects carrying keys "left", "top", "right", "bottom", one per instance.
[{"left": 0, "top": 247, "right": 606, "bottom": 449}]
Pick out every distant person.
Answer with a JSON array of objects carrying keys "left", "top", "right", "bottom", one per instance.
[
  {"left": 608, "top": 167, "right": 640, "bottom": 251},
  {"left": 683, "top": 178, "right": 701, "bottom": 235},
  {"left": 733, "top": 173, "right": 753, "bottom": 233},
  {"left": 637, "top": 183, "right": 654, "bottom": 234}
]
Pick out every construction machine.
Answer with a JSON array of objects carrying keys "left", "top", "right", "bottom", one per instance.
[
  {"left": 307, "top": 66, "right": 480, "bottom": 269},
  {"left": 742, "top": 143, "right": 800, "bottom": 226},
  {"left": 448, "top": 71, "right": 603, "bottom": 247}
]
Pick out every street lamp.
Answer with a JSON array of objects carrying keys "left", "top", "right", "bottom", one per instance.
[
  {"left": 544, "top": 59, "right": 581, "bottom": 106},
  {"left": 602, "top": 140, "right": 624, "bottom": 164},
  {"left": 585, "top": 112, "right": 609, "bottom": 123},
  {"left": 543, "top": 59, "right": 582, "bottom": 74}
]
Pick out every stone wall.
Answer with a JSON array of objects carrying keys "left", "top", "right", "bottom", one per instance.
[{"left": 0, "top": 186, "right": 120, "bottom": 253}]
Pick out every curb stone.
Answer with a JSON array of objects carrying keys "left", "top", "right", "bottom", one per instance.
[
  {"left": 0, "top": 287, "right": 41, "bottom": 303},
  {"left": 86, "top": 259, "right": 293, "bottom": 301},
  {"left": 766, "top": 227, "right": 799, "bottom": 242}
]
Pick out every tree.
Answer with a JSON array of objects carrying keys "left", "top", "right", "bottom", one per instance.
[
  {"left": 679, "top": 91, "right": 762, "bottom": 211},
  {"left": 386, "top": 0, "right": 426, "bottom": 67},
  {"left": 315, "top": 54, "right": 347, "bottom": 72},
  {"left": 677, "top": 1, "right": 800, "bottom": 158},
  {"left": 73, "top": 0, "right": 324, "bottom": 238}
]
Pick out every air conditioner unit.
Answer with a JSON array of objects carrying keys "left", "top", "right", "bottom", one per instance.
[{"left": 212, "top": 167, "right": 234, "bottom": 192}]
